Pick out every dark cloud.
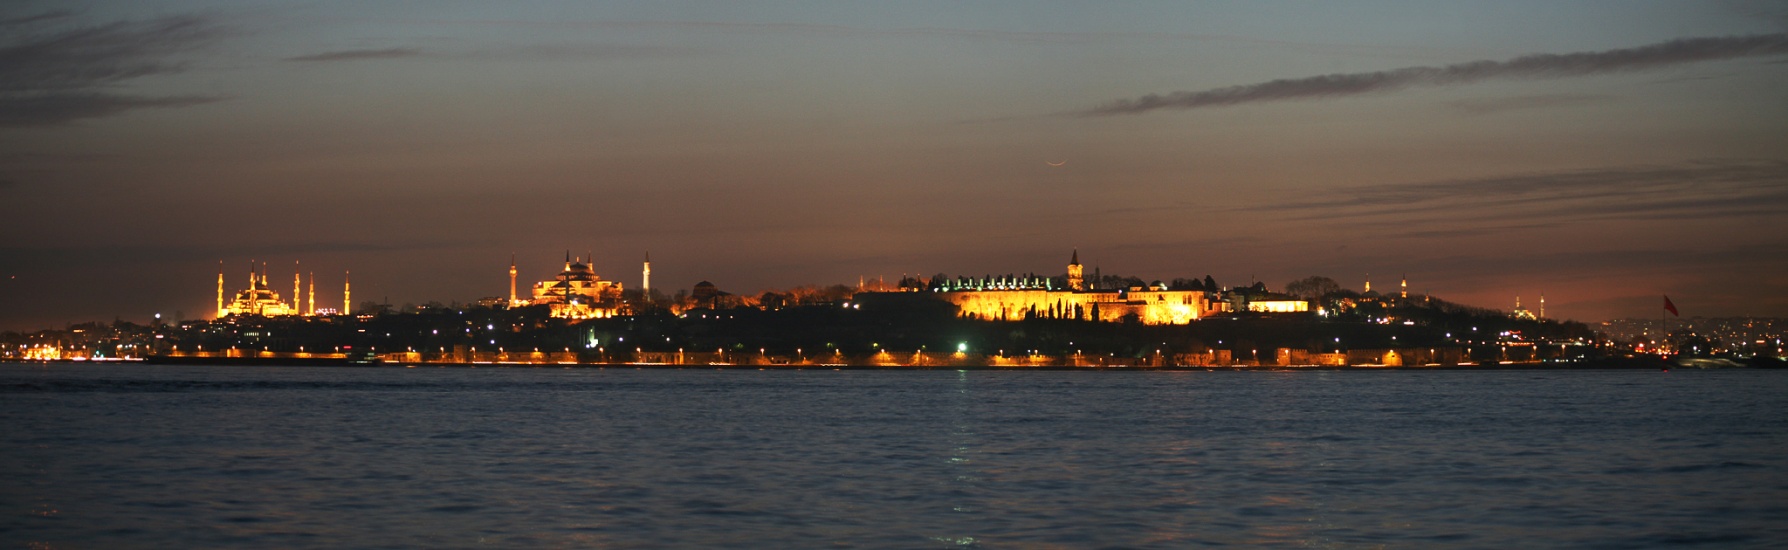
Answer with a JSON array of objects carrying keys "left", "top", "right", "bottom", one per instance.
[
  {"left": 1448, "top": 94, "right": 1612, "bottom": 115},
  {"left": 0, "top": 240, "right": 466, "bottom": 269},
  {"left": 0, "top": 93, "right": 221, "bottom": 127},
  {"left": 0, "top": 10, "right": 74, "bottom": 26},
  {"left": 0, "top": 14, "right": 226, "bottom": 127},
  {"left": 1389, "top": 223, "right": 1563, "bottom": 239},
  {"left": 1253, "top": 159, "right": 1788, "bottom": 226},
  {"left": 285, "top": 47, "right": 421, "bottom": 62},
  {"left": 1086, "top": 34, "right": 1788, "bottom": 115}
]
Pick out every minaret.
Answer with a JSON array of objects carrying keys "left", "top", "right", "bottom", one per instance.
[
  {"left": 344, "top": 271, "right": 351, "bottom": 316},
  {"left": 642, "top": 251, "right": 651, "bottom": 301},
  {"left": 1400, "top": 274, "right": 1407, "bottom": 299},
  {"left": 248, "top": 260, "right": 256, "bottom": 291},
  {"left": 1067, "top": 249, "right": 1084, "bottom": 291},
  {"left": 260, "top": 262, "right": 268, "bottom": 289},
  {"left": 509, "top": 254, "right": 518, "bottom": 306},
  {"left": 308, "top": 272, "right": 315, "bottom": 315},
  {"left": 1539, "top": 294, "right": 1545, "bottom": 319},
  {"left": 1364, "top": 273, "right": 1371, "bottom": 293},
  {"left": 293, "top": 261, "right": 301, "bottom": 315},
  {"left": 216, "top": 261, "right": 225, "bottom": 319}
]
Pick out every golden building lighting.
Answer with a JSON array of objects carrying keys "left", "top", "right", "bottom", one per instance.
[
  {"left": 930, "top": 251, "right": 1236, "bottom": 325},
  {"left": 518, "top": 252, "right": 626, "bottom": 319},
  {"left": 218, "top": 261, "right": 296, "bottom": 318}
]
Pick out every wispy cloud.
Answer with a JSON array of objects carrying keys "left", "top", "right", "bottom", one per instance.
[
  {"left": 285, "top": 47, "right": 421, "bottom": 62},
  {"left": 1252, "top": 159, "right": 1788, "bottom": 227},
  {"left": 0, "top": 14, "right": 227, "bottom": 127},
  {"left": 0, "top": 93, "right": 219, "bottom": 127},
  {"left": 282, "top": 43, "right": 690, "bottom": 63},
  {"left": 1085, "top": 34, "right": 1788, "bottom": 116},
  {"left": 0, "top": 240, "right": 468, "bottom": 268},
  {"left": 0, "top": 10, "right": 74, "bottom": 26},
  {"left": 1448, "top": 93, "right": 1612, "bottom": 115}
]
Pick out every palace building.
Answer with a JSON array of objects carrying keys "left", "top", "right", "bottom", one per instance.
[{"left": 925, "top": 251, "right": 1233, "bottom": 325}]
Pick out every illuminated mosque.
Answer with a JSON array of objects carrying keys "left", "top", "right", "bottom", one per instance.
[
  {"left": 510, "top": 253, "right": 627, "bottom": 319},
  {"left": 925, "top": 251, "right": 1304, "bottom": 325},
  {"left": 215, "top": 261, "right": 349, "bottom": 318},
  {"left": 217, "top": 262, "right": 297, "bottom": 318}
]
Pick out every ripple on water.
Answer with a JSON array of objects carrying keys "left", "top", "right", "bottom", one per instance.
[{"left": 1, "top": 365, "right": 1786, "bottom": 548}]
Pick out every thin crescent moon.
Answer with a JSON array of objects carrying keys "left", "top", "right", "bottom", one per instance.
[{"left": 1046, "top": 161, "right": 1066, "bottom": 167}]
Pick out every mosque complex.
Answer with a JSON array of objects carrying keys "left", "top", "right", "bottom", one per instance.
[{"left": 215, "top": 253, "right": 631, "bottom": 320}]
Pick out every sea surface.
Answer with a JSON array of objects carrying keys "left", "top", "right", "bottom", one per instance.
[{"left": 2, "top": 364, "right": 1785, "bottom": 549}]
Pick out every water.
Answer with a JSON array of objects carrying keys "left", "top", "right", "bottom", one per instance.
[{"left": 2, "top": 365, "right": 1785, "bottom": 548}]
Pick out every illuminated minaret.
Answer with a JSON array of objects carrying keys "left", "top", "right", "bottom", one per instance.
[
  {"left": 1364, "top": 274, "right": 1371, "bottom": 293},
  {"left": 642, "top": 251, "right": 651, "bottom": 301},
  {"left": 260, "top": 262, "right": 269, "bottom": 289},
  {"left": 308, "top": 272, "right": 315, "bottom": 315},
  {"left": 1539, "top": 294, "right": 1545, "bottom": 319},
  {"left": 1400, "top": 274, "right": 1407, "bottom": 299},
  {"left": 1067, "top": 249, "right": 1084, "bottom": 291},
  {"left": 216, "top": 261, "right": 225, "bottom": 319},
  {"left": 508, "top": 254, "right": 518, "bottom": 306},
  {"left": 343, "top": 271, "right": 351, "bottom": 315},
  {"left": 293, "top": 261, "right": 301, "bottom": 315},
  {"left": 248, "top": 260, "right": 257, "bottom": 291}
]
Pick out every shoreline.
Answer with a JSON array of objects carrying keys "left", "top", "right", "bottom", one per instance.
[{"left": 6, "top": 356, "right": 1780, "bottom": 370}]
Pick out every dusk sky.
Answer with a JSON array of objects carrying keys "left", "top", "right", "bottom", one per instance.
[{"left": 3, "top": 1, "right": 1786, "bottom": 330}]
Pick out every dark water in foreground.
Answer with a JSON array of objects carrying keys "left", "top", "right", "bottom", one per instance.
[{"left": 2, "top": 365, "right": 1785, "bottom": 549}]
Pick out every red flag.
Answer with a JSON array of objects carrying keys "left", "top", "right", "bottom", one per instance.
[{"left": 1664, "top": 295, "right": 1679, "bottom": 317}]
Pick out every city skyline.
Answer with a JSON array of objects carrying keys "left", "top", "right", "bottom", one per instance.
[{"left": 4, "top": 1, "right": 1787, "bottom": 330}]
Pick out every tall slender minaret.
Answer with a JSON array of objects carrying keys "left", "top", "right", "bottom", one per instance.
[
  {"left": 1067, "top": 249, "right": 1084, "bottom": 291},
  {"left": 260, "top": 262, "right": 269, "bottom": 289},
  {"left": 1539, "top": 294, "right": 1545, "bottom": 319},
  {"left": 248, "top": 260, "right": 257, "bottom": 291},
  {"left": 642, "top": 251, "right": 651, "bottom": 301},
  {"left": 1400, "top": 274, "right": 1408, "bottom": 299},
  {"left": 1364, "top": 273, "right": 1371, "bottom": 293},
  {"left": 508, "top": 254, "right": 518, "bottom": 306},
  {"left": 308, "top": 272, "right": 315, "bottom": 315},
  {"left": 343, "top": 271, "right": 351, "bottom": 315},
  {"left": 216, "top": 261, "right": 225, "bottom": 319},
  {"left": 293, "top": 261, "right": 301, "bottom": 315}
]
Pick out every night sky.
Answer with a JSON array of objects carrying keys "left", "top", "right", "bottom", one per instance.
[{"left": 3, "top": 1, "right": 1786, "bottom": 330}]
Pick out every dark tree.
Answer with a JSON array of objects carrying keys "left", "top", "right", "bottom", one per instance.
[{"left": 1284, "top": 276, "right": 1340, "bottom": 300}]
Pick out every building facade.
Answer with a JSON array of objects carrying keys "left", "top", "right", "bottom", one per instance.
[{"left": 926, "top": 252, "right": 1236, "bottom": 325}]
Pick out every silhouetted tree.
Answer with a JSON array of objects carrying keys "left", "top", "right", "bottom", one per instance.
[{"left": 1285, "top": 276, "right": 1340, "bottom": 300}]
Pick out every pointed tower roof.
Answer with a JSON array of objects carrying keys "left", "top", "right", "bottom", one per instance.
[{"left": 1070, "top": 248, "right": 1079, "bottom": 266}]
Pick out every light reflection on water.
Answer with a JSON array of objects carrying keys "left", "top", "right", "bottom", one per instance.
[{"left": 2, "top": 365, "right": 1786, "bottom": 548}]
